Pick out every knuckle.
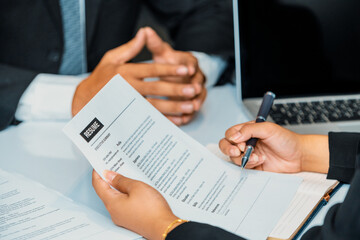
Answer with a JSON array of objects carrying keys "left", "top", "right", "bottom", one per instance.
[
  {"left": 225, "top": 128, "right": 234, "bottom": 138},
  {"left": 104, "top": 50, "right": 113, "bottom": 58},
  {"left": 102, "top": 52, "right": 113, "bottom": 63},
  {"left": 177, "top": 86, "right": 185, "bottom": 97},
  {"left": 107, "top": 50, "right": 118, "bottom": 60},
  {"left": 186, "top": 52, "right": 195, "bottom": 59},
  {"left": 153, "top": 64, "right": 165, "bottom": 76},
  {"left": 172, "top": 65, "right": 180, "bottom": 75},
  {"left": 153, "top": 64, "right": 160, "bottom": 74},
  {"left": 188, "top": 53, "right": 198, "bottom": 65},
  {"left": 239, "top": 123, "right": 251, "bottom": 132},
  {"left": 147, "top": 82, "right": 159, "bottom": 94},
  {"left": 173, "top": 102, "right": 184, "bottom": 113}
]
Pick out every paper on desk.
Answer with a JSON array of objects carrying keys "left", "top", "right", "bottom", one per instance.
[
  {"left": 206, "top": 143, "right": 339, "bottom": 240},
  {"left": 63, "top": 74, "right": 302, "bottom": 240},
  {"left": 0, "top": 168, "right": 138, "bottom": 240}
]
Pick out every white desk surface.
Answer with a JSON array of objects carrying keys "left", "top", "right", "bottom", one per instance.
[{"left": 0, "top": 84, "right": 349, "bottom": 239}]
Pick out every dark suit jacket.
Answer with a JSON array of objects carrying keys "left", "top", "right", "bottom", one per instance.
[
  {"left": 0, "top": 0, "right": 234, "bottom": 130},
  {"left": 168, "top": 132, "right": 360, "bottom": 240}
]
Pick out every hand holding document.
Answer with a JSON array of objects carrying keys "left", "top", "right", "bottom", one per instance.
[
  {"left": 0, "top": 168, "right": 138, "bottom": 240},
  {"left": 63, "top": 75, "right": 302, "bottom": 240}
]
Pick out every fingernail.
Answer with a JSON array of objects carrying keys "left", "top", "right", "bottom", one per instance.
[
  {"left": 171, "top": 117, "right": 182, "bottom": 125},
  {"left": 230, "top": 132, "right": 242, "bottom": 142},
  {"left": 252, "top": 154, "right": 259, "bottom": 162},
  {"left": 238, "top": 143, "right": 245, "bottom": 152},
  {"left": 176, "top": 66, "right": 188, "bottom": 75},
  {"left": 193, "top": 99, "right": 201, "bottom": 111},
  {"left": 181, "top": 103, "right": 194, "bottom": 113},
  {"left": 182, "top": 86, "right": 195, "bottom": 96},
  {"left": 103, "top": 170, "right": 116, "bottom": 182},
  {"left": 182, "top": 115, "right": 192, "bottom": 124},
  {"left": 230, "top": 147, "right": 240, "bottom": 157}
]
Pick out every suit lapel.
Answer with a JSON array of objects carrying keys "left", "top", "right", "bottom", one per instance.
[
  {"left": 85, "top": 0, "right": 102, "bottom": 47},
  {"left": 42, "top": 0, "right": 63, "bottom": 37}
]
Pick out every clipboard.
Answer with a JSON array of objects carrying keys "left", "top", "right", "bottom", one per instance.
[
  {"left": 291, "top": 182, "right": 343, "bottom": 240},
  {"left": 267, "top": 172, "right": 340, "bottom": 240}
]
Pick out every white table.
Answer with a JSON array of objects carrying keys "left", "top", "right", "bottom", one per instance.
[{"left": 0, "top": 84, "right": 349, "bottom": 238}]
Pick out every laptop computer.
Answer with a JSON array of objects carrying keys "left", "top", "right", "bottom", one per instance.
[{"left": 233, "top": 0, "right": 360, "bottom": 134}]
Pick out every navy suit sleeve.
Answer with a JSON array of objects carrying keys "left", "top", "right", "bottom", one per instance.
[
  {"left": 167, "top": 222, "right": 244, "bottom": 240},
  {"left": 327, "top": 132, "right": 360, "bottom": 183},
  {"left": 0, "top": 64, "right": 38, "bottom": 131}
]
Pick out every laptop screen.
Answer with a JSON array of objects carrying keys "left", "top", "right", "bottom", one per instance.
[{"left": 235, "top": 0, "right": 360, "bottom": 99}]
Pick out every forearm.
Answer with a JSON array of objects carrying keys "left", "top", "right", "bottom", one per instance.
[
  {"left": 300, "top": 132, "right": 360, "bottom": 182},
  {"left": 300, "top": 134, "right": 329, "bottom": 174}
]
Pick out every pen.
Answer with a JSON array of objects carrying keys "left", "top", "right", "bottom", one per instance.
[{"left": 241, "top": 91, "right": 276, "bottom": 169}]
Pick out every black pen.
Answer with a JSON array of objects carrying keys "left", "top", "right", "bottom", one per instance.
[{"left": 241, "top": 91, "right": 276, "bottom": 169}]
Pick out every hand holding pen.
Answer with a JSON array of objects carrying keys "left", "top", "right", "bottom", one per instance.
[
  {"left": 219, "top": 92, "right": 328, "bottom": 173},
  {"left": 217, "top": 91, "right": 306, "bottom": 172},
  {"left": 240, "top": 92, "right": 275, "bottom": 168}
]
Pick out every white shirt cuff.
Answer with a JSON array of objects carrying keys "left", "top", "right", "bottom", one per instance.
[
  {"left": 190, "top": 51, "right": 227, "bottom": 88},
  {"left": 15, "top": 74, "right": 85, "bottom": 121}
]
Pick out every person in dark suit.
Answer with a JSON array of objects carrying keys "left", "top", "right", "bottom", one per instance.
[
  {"left": 93, "top": 122, "right": 360, "bottom": 239},
  {"left": 0, "top": 0, "right": 234, "bottom": 130}
]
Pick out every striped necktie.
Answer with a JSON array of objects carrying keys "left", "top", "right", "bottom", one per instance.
[{"left": 59, "top": 0, "right": 86, "bottom": 75}]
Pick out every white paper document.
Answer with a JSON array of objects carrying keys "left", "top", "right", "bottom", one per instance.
[
  {"left": 63, "top": 75, "right": 302, "bottom": 239},
  {"left": 0, "top": 168, "right": 139, "bottom": 240},
  {"left": 206, "top": 143, "right": 339, "bottom": 240}
]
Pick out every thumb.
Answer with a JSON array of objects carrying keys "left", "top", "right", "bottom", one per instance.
[
  {"left": 104, "top": 170, "right": 136, "bottom": 194},
  {"left": 107, "top": 28, "right": 146, "bottom": 64},
  {"left": 144, "top": 26, "right": 168, "bottom": 56}
]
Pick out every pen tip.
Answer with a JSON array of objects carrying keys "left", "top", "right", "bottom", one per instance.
[{"left": 240, "top": 158, "right": 246, "bottom": 169}]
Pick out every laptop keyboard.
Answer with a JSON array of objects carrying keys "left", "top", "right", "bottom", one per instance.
[{"left": 269, "top": 99, "right": 360, "bottom": 125}]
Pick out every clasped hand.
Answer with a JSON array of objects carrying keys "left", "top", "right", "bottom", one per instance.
[{"left": 72, "top": 27, "right": 206, "bottom": 126}]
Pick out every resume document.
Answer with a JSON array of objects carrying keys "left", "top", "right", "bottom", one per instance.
[
  {"left": 63, "top": 75, "right": 302, "bottom": 239},
  {"left": 0, "top": 169, "right": 138, "bottom": 240}
]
